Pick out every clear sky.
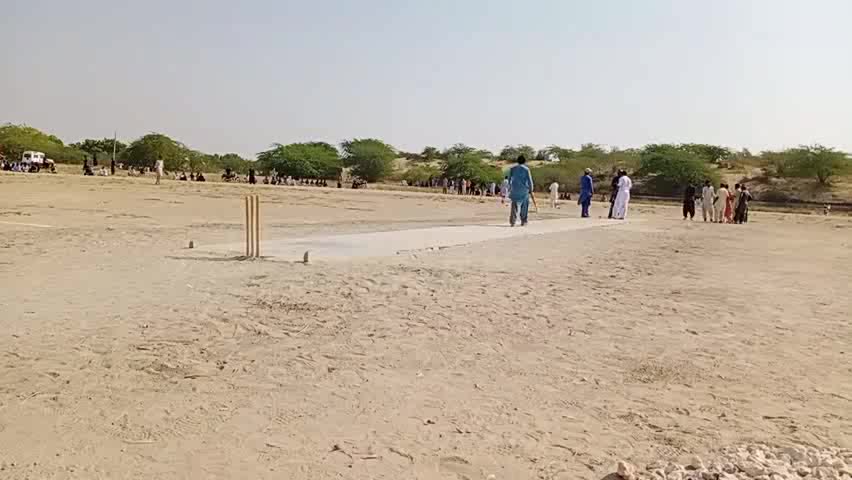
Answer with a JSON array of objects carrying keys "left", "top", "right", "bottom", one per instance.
[{"left": 3, "top": 0, "right": 851, "bottom": 157}]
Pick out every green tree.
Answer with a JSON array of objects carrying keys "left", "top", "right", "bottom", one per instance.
[
  {"left": 70, "top": 138, "right": 128, "bottom": 166},
  {"left": 341, "top": 138, "right": 395, "bottom": 182},
  {"left": 638, "top": 144, "right": 720, "bottom": 195},
  {"left": 207, "top": 153, "right": 250, "bottom": 174},
  {"left": 70, "top": 139, "right": 104, "bottom": 165},
  {"left": 0, "top": 123, "right": 87, "bottom": 163},
  {"left": 421, "top": 146, "right": 442, "bottom": 162},
  {"left": 679, "top": 143, "right": 733, "bottom": 164},
  {"left": 121, "top": 133, "right": 188, "bottom": 171},
  {"left": 258, "top": 142, "right": 342, "bottom": 179},
  {"left": 541, "top": 145, "right": 575, "bottom": 162},
  {"left": 782, "top": 145, "right": 850, "bottom": 185},
  {"left": 182, "top": 150, "right": 208, "bottom": 173},
  {"left": 100, "top": 138, "right": 127, "bottom": 162},
  {"left": 441, "top": 151, "right": 503, "bottom": 185},
  {"left": 499, "top": 144, "right": 536, "bottom": 162},
  {"left": 403, "top": 164, "right": 441, "bottom": 184},
  {"left": 443, "top": 143, "right": 475, "bottom": 158}
]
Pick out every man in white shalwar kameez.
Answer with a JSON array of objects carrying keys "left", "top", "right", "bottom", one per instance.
[
  {"left": 549, "top": 181, "right": 560, "bottom": 208},
  {"left": 612, "top": 170, "right": 632, "bottom": 219},
  {"left": 701, "top": 180, "right": 715, "bottom": 222}
]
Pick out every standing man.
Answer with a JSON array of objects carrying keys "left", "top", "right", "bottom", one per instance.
[
  {"left": 612, "top": 170, "right": 632, "bottom": 220},
  {"left": 507, "top": 155, "right": 534, "bottom": 226},
  {"left": 579, "top": 168, "right": 594, "bottom": 218},
  {"left": 442, "top": 177, "right": 449, "bottom": 194},
  {"left": 549, "top": 180, "right": 560, "bottom": 209},
  {"left": 500, "top": 176, "right": 510, "bottom": 205},
  {"left": 715, "top": 183, "right": 730, "bottom": 223},
  {"left": 683, "top": 182, "right": 696, "bottom": 220},
  {"left": 607, "top": 169, "right": 621, "bottom": 219},
  {"left": 701, "top": 180, "right": 715, "bottom": 222},
  {"left": 154, "top": 156, "right": 164, "bottom": 185}
]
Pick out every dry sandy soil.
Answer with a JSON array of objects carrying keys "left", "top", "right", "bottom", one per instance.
[{"left": 1, "top": 172, "right": 850, "bottom": 480}]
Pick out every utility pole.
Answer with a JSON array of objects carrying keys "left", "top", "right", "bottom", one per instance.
[{"left": 110, "top": 131, "right": 117, "bottom": 175}]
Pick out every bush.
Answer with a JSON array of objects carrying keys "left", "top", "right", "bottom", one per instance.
[
  {"left": 531, "top": 160, "right": 586, "bottom": 192},
  {"left": 341, "top": 138, "right": 395, "bottom": 182},
  {"left": 442, "top": 153, "right": 503, "bottom": 185},
  {"left": 781, "top": 145, "right": 850, "bottom": 185},
  {"left": 257, "top": 142, "right": 341, "bottom": 178},
  {"left": 638, "top": 144, "right": 720, "bottom": 196},
  {"left": 403, "top": 165, "right": 441, "bottom": 184},
  {"left": 0, "top": 123, "right": 87, "bottom": 164}
]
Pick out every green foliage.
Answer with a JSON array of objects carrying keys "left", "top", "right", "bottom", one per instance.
[
  {"left": 441, "top": 151, "right": 503, "bottom": 185},
  {"left": 206, "top": 153, "right": 250, "bottom": 174},
  {"left": 638, "top": 144, "right": 720, "bottom": 195},
  {"left": 341, "top": 138, "right": 396, "bottom": 182},
  {"left": 70, "top": 138, "right": 127, "bottom": 165},
  {"left": 443, "top": 143, "right": 475, "bottom": 158},
  {"left": 775, "top": 145, "right": 850, "bottom": 184},
  {"left": 531, "top": 161, "right": 584, "bottom": 193},
  {"left": 499, "top": 144, "right": 536, "bottom": 162},
  {"left": 403, "top": 164, "right": 441, "bottom": 184},
  {"left": 421, "top": 146, "right": 442, "bottom": 162},
  {"left": 679, "top": 143, "right": 733, "bottom": 164},
  {"left": 0, "top": 123, "right": 87, "bottom": 164},
  {"left": 257, "top": 142, "right": 341, "bottom": 179},
  {"left": 530, "top": 145, "right": 640, "bottom": 192},
  {"left": 121, "top": 133, "right": 188, "bottom": 171}
]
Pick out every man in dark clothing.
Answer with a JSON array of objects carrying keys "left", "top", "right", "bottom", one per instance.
[
  {"left": 683, "top": 183, "right": 696, "bottom": 220},
  {"left": 248, "top": 168, "right": 256, "bottom": 185},
  {"left": 607, "top": 171, "right": 621, "bottom": 219}
]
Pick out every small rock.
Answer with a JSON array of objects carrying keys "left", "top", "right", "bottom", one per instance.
[
  {"left": 688, "top": 456, "right": 705, "bottom": 470},
  {"left": 617, "top": 461, "right": 636, "bottom": 480}
]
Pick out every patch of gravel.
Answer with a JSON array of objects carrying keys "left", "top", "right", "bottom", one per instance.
[{"left": 614, "top": 444, "right": 852, "bottom": 480}]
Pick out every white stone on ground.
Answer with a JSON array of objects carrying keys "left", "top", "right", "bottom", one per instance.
[{"left": 613, "top": 444, "right": 851, "bottom": 480}]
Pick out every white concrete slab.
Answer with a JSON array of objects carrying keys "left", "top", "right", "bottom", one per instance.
[{"left": 202, "top": 218, "right": 624, "bottom": 261}]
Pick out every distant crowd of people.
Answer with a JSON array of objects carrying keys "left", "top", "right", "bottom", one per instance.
[
  {"left": 175, "top": 171, "right": 206, "bottom": 182},
  {"left": 684, "top": 180, "right": 752, "bottom": 224},
  {"left": 1, "top": 159, "right": 55, "bottom": 173}
]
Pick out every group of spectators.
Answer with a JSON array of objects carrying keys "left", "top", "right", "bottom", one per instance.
[
  {"left": 1, "top": 160, "right": 55, "bottom": 173},
  {"left": 176, "top": 171, "right": 206, "bottom": 182}
]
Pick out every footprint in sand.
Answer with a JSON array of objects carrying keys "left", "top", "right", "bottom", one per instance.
[{"left": 439, "top": 456, "right": 479, "bottom": 479}]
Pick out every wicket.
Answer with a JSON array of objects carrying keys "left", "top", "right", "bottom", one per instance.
[{"left": 244, "top": 195, "right": 260, "bottom": 257}]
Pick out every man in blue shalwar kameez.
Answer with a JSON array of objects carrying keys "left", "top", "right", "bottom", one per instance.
[
  {"left": 507, "top": 155, "right": 534, "bottom": 227},
  {"left": 579, "top": 168, "right": 594, "bottom": 218}
]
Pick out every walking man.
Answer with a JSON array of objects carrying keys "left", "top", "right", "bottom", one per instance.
[
  {"left": 500, "top": 176, "right": 509, "bottom": 205},
  {"left": 607, "top": 170, "right": 621, "bottom": 219},
  {"left": 579, "top": 168, "right": 594, "bottom": 218},
  {"left": 715, "top": 183, "right": 729, "bottom": 223},
  {"left": 612, "top": 170, "right": 632, "bottom": 220},
  {"left": 508, "top": 155, "right": 534, "bottom": 226},
  {"left": 549, "top": 181, "right": 559, "bottom": 209},
  {"left": 683, "top": 183, "right": 696, "bottom": 220},
  {"left": 154, "top": 156, "right": 164, "bottom": 185},
  {"left": 702, "top": 180, "right": 715, "bottom": 222}
]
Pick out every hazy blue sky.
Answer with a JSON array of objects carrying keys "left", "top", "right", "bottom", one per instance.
[{"left": 3, "top": 0, "right": 851, "bottom": 157}]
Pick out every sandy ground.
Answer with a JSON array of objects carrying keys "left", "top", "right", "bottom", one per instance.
[{"left": 1, "top": 172, "right": 850, "bottom": 480}]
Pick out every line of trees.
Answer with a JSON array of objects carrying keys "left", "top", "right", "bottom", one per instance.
[{"left": 2, "top": 123, "right": 850, "bottom": 196}]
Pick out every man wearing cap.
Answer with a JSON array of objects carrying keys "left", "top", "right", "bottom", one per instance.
[
  {"left": 579, "top": 168, "right": 594, "bottom": 218},
  {"left": 507, "top": 155, "right": 534, "bottom": 226}
]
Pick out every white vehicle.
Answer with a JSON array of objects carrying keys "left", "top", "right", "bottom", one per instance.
[{"left": 22, "top": 151, "right": 46, "bottom": 165}]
